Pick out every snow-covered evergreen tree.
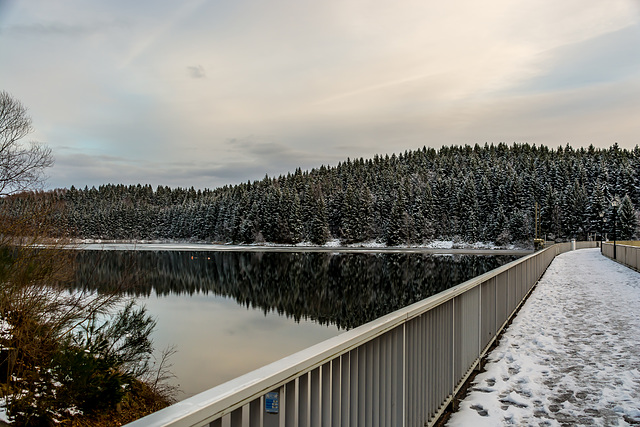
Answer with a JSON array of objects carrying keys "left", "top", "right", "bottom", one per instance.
[
  {"left": 6, "top": 143, "right": 640, "bottom": 246},
  {"left": 617, "top": 195, "right": 638, "bottom": 240}
]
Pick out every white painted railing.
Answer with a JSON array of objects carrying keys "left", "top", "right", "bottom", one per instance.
[
  {"left": 603, "top": 242, "right": 640, "bottom": 271},
  {"left": 127, "top": 242, "right": 596, "bottom": 427}
]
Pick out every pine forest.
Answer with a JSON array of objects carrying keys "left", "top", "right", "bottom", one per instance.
[{"left": 4, "top": 143, "right": 639, "bottom": 246}]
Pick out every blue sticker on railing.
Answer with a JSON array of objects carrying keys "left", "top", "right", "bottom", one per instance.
[{"left": 265, "top": 392, "right": 279, "bottom": 414}]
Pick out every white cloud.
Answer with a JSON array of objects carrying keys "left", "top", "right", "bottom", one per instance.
[
  {"left": 1, "top": 0, "right": 639, "bottom": 190},
  {"left": 187, "top": 65, "right": 206, "bottom": 79}
]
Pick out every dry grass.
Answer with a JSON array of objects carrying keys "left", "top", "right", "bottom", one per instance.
[
  {"left": 67, "top": 380, "right": 174, "bottom": 426},
  {"left": 616, "top": 241, "right": 640, "bottom": 247}
]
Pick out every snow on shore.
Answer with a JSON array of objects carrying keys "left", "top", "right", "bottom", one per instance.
[
  {"left": 72, "top": 239, "right": 523, "bottom": 252},
  {"left": 448, "top": 249, "right": 640, "bottom": 426}
]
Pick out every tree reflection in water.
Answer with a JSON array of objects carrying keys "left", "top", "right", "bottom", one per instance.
[{"left": 73, "top": 251, "right": 519, "bottom": 330}]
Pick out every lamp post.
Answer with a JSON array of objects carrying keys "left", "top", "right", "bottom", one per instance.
[
  {"left": 599, "top": 211, "right": 604, "bottom": 253},
  {"left": 611, "top": 198, "right": 620, "bottom": 259}
]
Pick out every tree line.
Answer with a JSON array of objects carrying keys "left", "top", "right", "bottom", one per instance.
[{"left": 3, "top": 143, "right": 640, "bottom": 245}]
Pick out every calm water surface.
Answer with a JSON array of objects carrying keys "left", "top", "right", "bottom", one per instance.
[{"left": 74, "top": 250, "right": 519, "bottom": 399}]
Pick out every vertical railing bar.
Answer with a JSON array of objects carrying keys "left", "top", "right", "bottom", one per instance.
[
  {"left": 432, "top": 309, "right": 437, "bottom": 420},
  {"left": 413, "top": 316, "right": 419, "bottom": 423},
  {"left": 422, "top": 314, "right": 428, "bottom": 423},
  {"left": 384, "top": 331, "right": 391, "bottom": 427},
  {"left": 230, "top": 407, "right": 242, "bottom": 427},
  {"left": 358, "top": 344, "right": 366, "bottom": 426},
  {"left": 298, "top": 373, "right": 309, "bottom": 427},
  {"left": 450, "top": 300, "right": 454, "bottom": 397},
  {"left": 350, "top": 348, "right": 358, "bottom": 427},
  {"left": 378, "top": 338, "right": 384, "bottom": 427},
  {"left": 439, "top": 305, "right": 443, "bottom": 411},
  {"left": 435, "top": 306, "right": 440, "bottom": 412},
  {"left": 478, "top": 281, "right": 482, "bottom": 364},
  {"left": 433, "top": 307, "right": 439, "bottom": 419},
  {"left": 249, "top": 396, "right": 262, "bottom": 427},
  {"left": 449, "top": 301, "right": 454, "bottom": 395},
  {"left": 285, "top": 380, "right": 296, "bottom": 427},
  {"left": 331, "top": 356, "right": 341, "bottom": 426},
  {"left": 435, "top": 308, "right": 440, "bottom": 418},
  {"left": 310, "top": 368, "right": 320, "bottom": 427},
  {"left": 241, "top": 405, "right": 250, "bottom": 427},
  {"left": 412, "top": 317, "right": 417, "bottom": 424},
  {"left": 401, "top": 323, "right": 406, "bottom": 427},
  {"left": 321, "top": 362, "right": 331, "bottom": 424},
  {"left": 277, "top": 386, "right": 285, "bottom": 427},
  {"left": 409, "top": 318, "right": 415, "bottom": 425},
  {"left": 378, "top": 333, "right": 385, "bottom": 427},
  {"left": 373, "top": 336, "right": 381, "bottom": 427},
  {"left": 366, "top": 341, "right": 374, "bottom": 426},
  {"left": 221, "top": 413, "right": 230, "bottom": 427},
  {"left": 494, "top": 274, "right": 498, "bottom": 355},
  {"left": 340, "top": 353, "right": 350, "bottom": 427}
]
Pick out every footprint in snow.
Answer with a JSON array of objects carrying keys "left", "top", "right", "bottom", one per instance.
[
  {"left": 470, "top": 404, "right": 489, "bottom": 416},
  {"left": 471, "top": 386, "right": 495, "bottom": 393}
]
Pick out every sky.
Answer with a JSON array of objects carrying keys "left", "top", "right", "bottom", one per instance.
[{"left": 1, "top": 0, "right": 640, "bottom": 191}]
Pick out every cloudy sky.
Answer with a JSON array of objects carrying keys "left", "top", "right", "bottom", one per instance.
[{"left": 1, "top": 0, "right": 639, "bottom": 190}]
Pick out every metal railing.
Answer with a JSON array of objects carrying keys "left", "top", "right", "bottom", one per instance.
[
  {"left": 127, "top": 242, "right": 596, "bottom": 427},
  {"left": 603, "top": 242, "right": 640, "bottom": 271}
]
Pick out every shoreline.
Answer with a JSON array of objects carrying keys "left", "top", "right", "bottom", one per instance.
[{"left": 69, "top": 241, "right": 532, "bottom": 255}]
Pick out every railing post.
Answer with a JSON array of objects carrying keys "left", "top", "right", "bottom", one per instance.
[
  {"left": 310, "top": 368, "right": 321, "bottom": 426},
  {"left": 322, "top": 362, "right": 331, "bottom": 423},
  {"left": 401, "top": 323, "right": 406, "bottom": 427},
  {"left": 478, "top": 283, "right": 482, "bottom": 366},
  {"left": 349, "top": 348, "right": 358, "bottom": 427},
  {"left": 285, "top": 380, "right": 296, "bottom": 425}
]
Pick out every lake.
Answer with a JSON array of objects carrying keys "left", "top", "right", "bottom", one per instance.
[{"left": 72, "top": 249, "right": 521, "bottom": 399}]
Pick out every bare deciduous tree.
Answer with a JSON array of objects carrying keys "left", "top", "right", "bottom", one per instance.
[
  {"left": 0, "top": 91, "right": 53, "bottom": 196},
  {"left": 0, "top": 92, "right": 175, "bottom": 425}
]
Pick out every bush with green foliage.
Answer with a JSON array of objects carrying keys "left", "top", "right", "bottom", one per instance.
[{"left": 1, "top": 246, "right": 166, "bottom": 425}]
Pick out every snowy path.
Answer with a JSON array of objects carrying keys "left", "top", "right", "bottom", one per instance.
[{"left": 447, "top": 248, "right": 640, "bottom": 426}]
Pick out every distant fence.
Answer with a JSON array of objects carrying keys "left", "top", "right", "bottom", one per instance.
[
  {"left": 127, "top": 242, "right": 597, "bottom": 427},
  {"left": 603, "top": 242, "right": 640, "bottom": 272}
]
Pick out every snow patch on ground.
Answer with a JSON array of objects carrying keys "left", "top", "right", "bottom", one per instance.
[
  {"left": 344, "top": 240, "right": 387, "bottom": 248},
  {"left": 424, "top": 240, "right": 455, "bottom": 249},
  {"left": 448, "top": 249, "right": 640, "bottom": 426},
  {"left": 0, "top": 400, "right": 7, "bottom": 425},
  {"left": 422, "top": 240, "right": 518, "bottom": 250},
  {"left": 75, "top": 238, "right": 523, "bottom": 250},
  {"left": 0, "top": 319, "right": 12, "bottom": 340}
]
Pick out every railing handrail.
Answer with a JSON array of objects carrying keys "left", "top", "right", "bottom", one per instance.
[
  {"left": 128, "top": 243, "right": 591, "bottom": 427},
  {"left": 603, "top": 242, "right": 639, "bottom": 248}
]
